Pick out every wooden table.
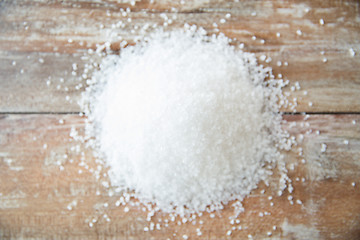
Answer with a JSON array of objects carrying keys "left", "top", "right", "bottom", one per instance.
[{"left": 1, "top": 0, "right": 360, "bottom": 239}]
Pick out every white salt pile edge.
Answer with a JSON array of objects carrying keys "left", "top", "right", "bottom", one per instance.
[{"left": 82, "top": 28, "right": 292, "bottom": 217}]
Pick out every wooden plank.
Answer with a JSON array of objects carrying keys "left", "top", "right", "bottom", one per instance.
[
  {"left": 0, "top": 0, "right": 360, "bottom": 113},
  {"left": 1, "top": 0, "right": 359, "bottom": 52},
  {"left": 0, "top": 114, "right": 359, "bottom": 239},
  {"left": 0, "top": 51, "right": 87, "bottom": 113}
]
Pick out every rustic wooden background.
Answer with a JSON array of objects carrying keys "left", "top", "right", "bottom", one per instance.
[{"left": 0, "top": 0, "right": 360, "bottom": 239}]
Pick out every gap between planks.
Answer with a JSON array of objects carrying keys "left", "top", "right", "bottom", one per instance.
[{"left": 1, "top": 112, "right": 360, "bottom": 115}]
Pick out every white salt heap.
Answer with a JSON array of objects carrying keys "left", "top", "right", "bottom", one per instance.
[{"left": 82, "top": 28, "right": 290, "bottom": 216}]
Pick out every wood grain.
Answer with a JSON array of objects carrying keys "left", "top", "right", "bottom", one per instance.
[
  {"left": 0, "top": 114, "right": 359, "bottom": 239},
  {"left": 0, "top": 0, "right": 360, "bottom": 112},
  {"left": 1, "top": 0, "right": 360, "bottom": 239}
]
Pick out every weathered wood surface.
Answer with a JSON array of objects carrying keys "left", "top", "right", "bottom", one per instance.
[
  {"left": 0, "top": 0, "right": 360, "bottom": 239},
  {"left": 0, "top": 114, "right": 359, "bottom": 239},
  {"left": 0, "top": 0, "right": 360, "bottom": 112}
]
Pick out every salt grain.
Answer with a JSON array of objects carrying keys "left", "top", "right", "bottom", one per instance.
[
  {"left": 320, "top": 143, "right": 327, "bottom": 153},
  {"left": 349, "top": 48, "right": 356, "bottom": 57}
]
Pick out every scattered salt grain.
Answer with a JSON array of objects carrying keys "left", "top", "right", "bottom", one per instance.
[
  {"left": 351, "top": 182, "right": 356, "bottom": 187},
  {"left": 349, "top": 48, "right": 356, "bottom": 57},
  {"left": 322, "top": 57, "right": 328, "bottom": 63},
  {"left": 182, "top": 234, "right": 188, "bottom": 239},
  {"left": 227, "top": 230, "right": 232, "bottom": 236},
  {"left": 319, "top": 19, "right": 324, "bottom": 25},
  {"left": 343, "top": 140, "right": 349, "bottom": 145},
  {"left": 259, "top": 55, "right": 266, "bottom": 61},
  {"left": 296, "top": 29, "right": 302, "bottom": 36},
  {"left": 320, "top": 143, "right": 327, "bottom": 153},
  {"left": 276, "top": 32, "right": 280, "bottom": 38}
]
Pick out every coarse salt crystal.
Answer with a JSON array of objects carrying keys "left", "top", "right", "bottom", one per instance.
[
  {"left": 349, "top": 48, "right": 356, "bottom": 57},
  {"left": 320, "top": 143, "right": 327, "bottom": 153}
]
